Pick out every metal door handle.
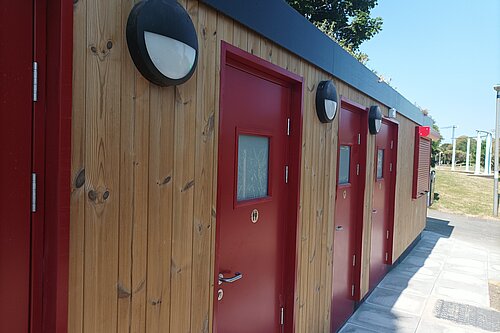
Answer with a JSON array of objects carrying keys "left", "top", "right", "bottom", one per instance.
[
  {"left": 218, "top": 272, "right": 243, "bottom": 284},
  {"left": 335, "top": 226, "right": 343, "bottom": 231}
]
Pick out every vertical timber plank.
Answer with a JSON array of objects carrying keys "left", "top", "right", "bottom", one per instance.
[
  {"left": 83, "top": 0, "right": 121, "bottom": 332},
  {"left": 296, "top": 62, "right": 313, "bottom": 332},
  {"left": 169, "top": 1, "right": 197, "bottom": 331},
  {"left": 118, "top": 0, "right": 151, "bottom": 331},
  {"left": 117, "top": 0, "right": 150, "bottom": 327},
  {"left": 68, "top": 0, "right": 86, "bottom": 330},
  {"left": 190, "top": 2, "right": 216, "bottom": 333},
  {"left": 232, "top": 21, "right": 248, "bottom": 51},
  {"left": 317, "top": 81, "right": 333, "bottom": 332},
  {"left": 306, "top": 67, "right": 321, "bottom": 333},
  {"left": 262, "top": 38, "right": 279, "bottom": 65},
  {"left": 247, "top": 30, "right": 261, "bottom": 58},
  {"left": 360, "top": 107, "right": 375, "bottom": 298},
  {"left": 146, "top": 84, "right": 175, "bottom": 332},
  {"left": 321, "top": 78, "right": 339, "bottom": 332}
]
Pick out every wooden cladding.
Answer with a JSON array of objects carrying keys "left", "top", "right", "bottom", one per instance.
[
  {"left": 412, "top": 127, "right": 431, "bottom": 199},
  {"left": 68, "top": 1, "right": 429, "bottom": 331}
]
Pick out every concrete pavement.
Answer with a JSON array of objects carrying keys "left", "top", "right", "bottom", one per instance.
[{"left": 339, "top": 210, "right": 500, "bottom": 333}]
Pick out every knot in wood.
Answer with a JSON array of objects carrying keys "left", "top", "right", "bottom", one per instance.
[
  {"left": 75, "top": 168, "right": 85, "bottom": 188},
  {"left": 88, "top": 190, "right": 97, "bottom": 202}
]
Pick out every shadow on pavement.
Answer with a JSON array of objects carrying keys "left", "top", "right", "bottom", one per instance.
[
  {"left": 425, "top": 217, "right": 454, "bottom": 238},
  {"left": 339, "top": 216, "right": 456, "bottom": 332}
]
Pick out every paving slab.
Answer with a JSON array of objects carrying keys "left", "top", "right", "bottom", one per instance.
[
  {"left": 366, "top": 287, "right": 428, "bottom": 315},
  {"left": 432, "top": 283, "right": 490, "bottom": 307},
  {"left": 348, "top": 303, "right": 420, "bottom": 333},
  {"left": 379, "top": 271, "right": 436, "bottom": 297},
  {"left": 394, "top": 262, "right": 442, "bottom": 278},
  {"left": 338, "top": 323, "right": 379, "bottom": 333},
  {"left": 403, "top": 255, "right": 445, "bottom": 269}
]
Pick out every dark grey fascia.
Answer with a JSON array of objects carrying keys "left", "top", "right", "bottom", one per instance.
[{"left": 200, "top": 0, "right": 433, "bottom": 126}]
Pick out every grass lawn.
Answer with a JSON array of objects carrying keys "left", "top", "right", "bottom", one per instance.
[{"left": 431, "top": 167, "right": 499, "bottom": 219}]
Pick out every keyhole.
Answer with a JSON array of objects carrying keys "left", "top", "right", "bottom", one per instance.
[
  {"left": 217, "top": 289, "right": 224, "bottom": 301},
  {"left": 251, "top": 209, "right": 259, "bottom": 223}
]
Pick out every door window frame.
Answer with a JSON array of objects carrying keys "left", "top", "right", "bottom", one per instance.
[{"left": 234, "top": 128, "right": 274, "bottom": 208}]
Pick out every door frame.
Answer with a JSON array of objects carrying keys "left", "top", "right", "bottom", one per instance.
[
  {"left": 214, "top": 41, "right": 303, "bottom": 332},
  {"left": 336, "top": 97, "right": 368, "bottom": 302},
  {"left": 31, "top": 0, "right": 73, "bottom": 331},
  {"left": 380, "top": 118, "right": 399, "bottom": 265}
]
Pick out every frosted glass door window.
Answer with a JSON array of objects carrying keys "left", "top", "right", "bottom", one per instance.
[
  {"left": 338, "top": 145, "right": 350, "bottom": 185},
  {"left": 237, "top": 135, "right": 269, "bottom": 201},
  {"left": 377, "top": 149, "right": 384, "bottom": 179}
]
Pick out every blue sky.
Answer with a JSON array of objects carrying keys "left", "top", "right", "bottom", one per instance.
[{"left": 360, "top": 0, "right": 500, "bottom": 143}]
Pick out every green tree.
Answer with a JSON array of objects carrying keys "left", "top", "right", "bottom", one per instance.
[
  {"left": 455, "top": 135, "right": 469, "bottom": 153},
  {"left": 286, "top": 0, "right": 383, "bottom": 63},
  {"left": 431, "top": 124, "right": 442, "bottom": 168}
]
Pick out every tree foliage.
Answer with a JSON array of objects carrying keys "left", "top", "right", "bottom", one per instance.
[
  {"left": 430, "top": 124, "right": 441, "bottom": 168},
  {"left": 286, "top": 0, "right": 383, "bottom": 63},
  {"left": 438, "top": 135, "right": 490, "bottom": 167}
]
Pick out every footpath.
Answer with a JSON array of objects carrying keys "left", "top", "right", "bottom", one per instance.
[{"left": 340, "top": 210, "right": 500, "bottom": 333}]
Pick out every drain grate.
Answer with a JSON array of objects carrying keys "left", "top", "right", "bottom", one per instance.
[{"left": 433, "top": 299, "right": 500, "bottom": 332}]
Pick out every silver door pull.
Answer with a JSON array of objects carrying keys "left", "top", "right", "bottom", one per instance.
[
  {"left": 218, "top": 272, "right": 243, "bottom": 284},
  {"left": 335, "top": 226, "right": 343, "bottom": 231}
]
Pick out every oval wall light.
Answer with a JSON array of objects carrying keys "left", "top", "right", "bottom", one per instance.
[
  {"left": 126, "top": 0, "right": 198, "bottom": 86},
  {"left": 315, "top": 80, "right": 338, "bottom": 123},
  {"left": 368, "top": 105, "right": 383, "bottom": 134},
  {"left": 388, "top": 107, "right": 397, "bottom": 119}
]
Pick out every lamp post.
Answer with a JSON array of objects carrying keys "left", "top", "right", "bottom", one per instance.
[
  {"left": 475, "top": 131, "right": 482, "bottom": 175},
  {"left": 466, "top": 137, "right": 471, "bottom": 172},
  {"left": 451, "top": 125, "right": 457, "bottom": 171},
  {"left": 485, "top": 132, "right": 492, "bottom": 175},
  {"left": 442, "top": 125, "right": 458, "bottom": 170},
  {"left": 494, "top": 84, "right": 500, "bottom": 216}
]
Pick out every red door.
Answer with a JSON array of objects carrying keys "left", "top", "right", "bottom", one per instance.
[
  {"left": 215, "top": 52, "right": 292, "bottom": 333},
  {"left": 331, "top": 105, "right": 365, "bottom": 332},
  {"left": 0, "top": 1, "right": 34, "bottom": 332},
  {"left": 370, "top": 120, "right": 397, "bottom": 289}
]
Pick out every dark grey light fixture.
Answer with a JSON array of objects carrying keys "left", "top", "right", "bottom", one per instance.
[
  {"left": 315, "top": 80, "right": 338, "bottom": 123},
  {"left": 126, "top": 0, "right": 198, "bottom": 86},
  {"left": 368, "top": 105, "right": 383, "bottom": 134}
]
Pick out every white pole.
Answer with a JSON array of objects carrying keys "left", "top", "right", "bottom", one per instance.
[
  {"left": 494, "top": 85, "right": 500, "bottom": 216},
  {"left": 466, "top": 137, "right": 471, "bottom": 172},
  {"left": 485, "top": 133, "right": 492, "bottom": 175},
  {"left": 475, "top": 132, "right": 482, "bottom": 175},
  {"left": 451, "top": 126, "right": 456, "bottom": 171}
]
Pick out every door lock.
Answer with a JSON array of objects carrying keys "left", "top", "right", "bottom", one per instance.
[
  {"left": 335, "top": 225, "right": 344, "bottom": 231},
  {"left": 217, "top": 288, "right": 224, "bottom": 301}
]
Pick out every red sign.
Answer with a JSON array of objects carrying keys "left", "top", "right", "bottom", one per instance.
[{"left": 418, "top": 126, "right": 431, "bottom": 137}]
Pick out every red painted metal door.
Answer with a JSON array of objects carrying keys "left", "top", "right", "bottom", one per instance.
[
  {"left": 370, "top": 121, "right": 397, "bottom": 290},
  {"left": 215, "top": 58, "right": 290, "bottom": 333},
  {"left": 331, "top": 106, "right": 364, "bottom": 332},
  {"left": 0, "top": 1, "right": 34, "bottom": 332}
]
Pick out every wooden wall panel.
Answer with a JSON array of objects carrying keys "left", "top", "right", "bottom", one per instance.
[
  {"left": 68, "top": 0, "right": 86, "bottom": 331},
  {"left": 145, "top": 85, "right": 175, "bottom": 333},
  {"left": 168, "top": 1, "right": 198, "bottom": 330},
  {"left": 116, "top": 1, "right": 150, "bottom": 332},
  {"left": 393, "top": 116, "right": 428, "bottom": 261},
  {"left": 83, "top": 1, "right": 121, "bottom": 332},
  {"left": 190, "top": 4, "right": 217, "bottom": 333},
  {"left": 69, "top": 2, "right": 427, "bottom": 332}
]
